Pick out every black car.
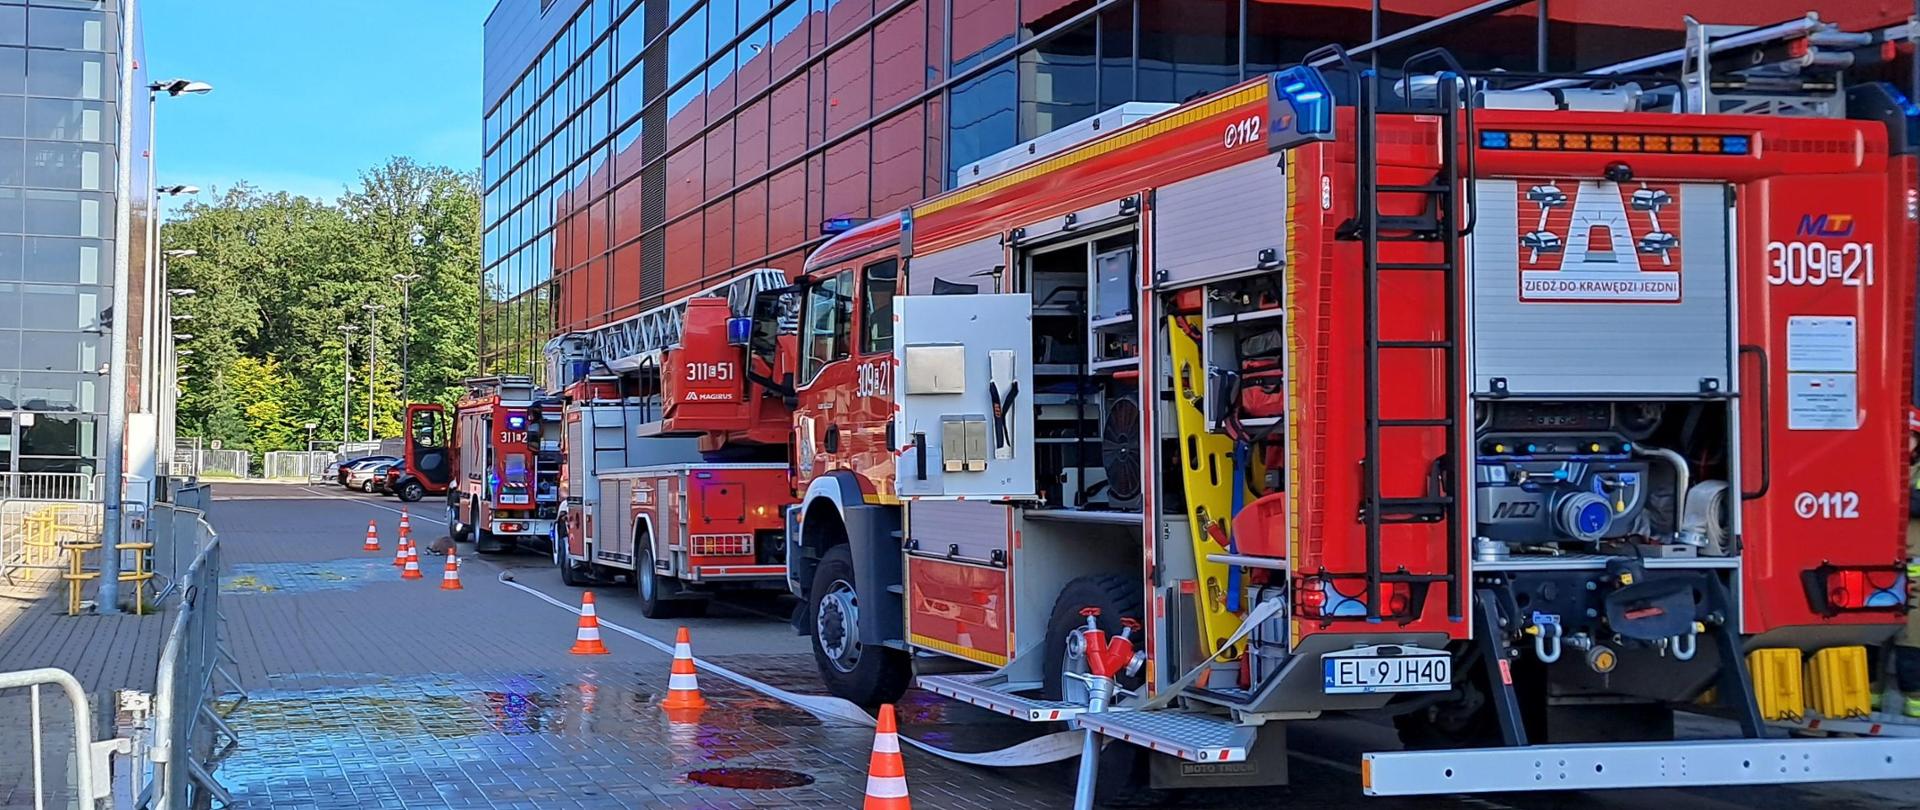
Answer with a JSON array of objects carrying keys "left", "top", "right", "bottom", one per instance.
[{"left": 336, "top": 455, "right": 400, "bottom": 486}]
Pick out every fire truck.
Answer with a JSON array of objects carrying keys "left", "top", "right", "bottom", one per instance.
[
  {"left": 661, "top": 12, "right": 1920, "bottom": 800},
  {"left": 543, "top": 272, "right": 798, "bottom": 616},
  {"left": 438, "top": 376, "right": 563, "bottom": 554}
]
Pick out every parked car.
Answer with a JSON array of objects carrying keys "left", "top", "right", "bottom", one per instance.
[
  {"left": 317, "top": 460, "right": 342, "bottom": 483},
  {"left": 336, "top": 455, "right": 399, "bottom": 486},
  {"left": 345, "top": 460, "right": 397, "bottom": 493}
]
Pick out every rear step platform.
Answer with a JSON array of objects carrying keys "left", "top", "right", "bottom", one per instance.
[
  {"left": 1075, "top": 710, "right": 1255, "bottom": 763},
  {"left": 916, "top": 673, "right": 1087, "bottom": 722},
  {"left": 1363, "top": 737, "right": 1920, "bottom": 795}
]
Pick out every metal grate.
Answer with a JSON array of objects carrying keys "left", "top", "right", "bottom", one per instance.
[{"left": 690, "top": 533, "right": 753, "bottom": 556}]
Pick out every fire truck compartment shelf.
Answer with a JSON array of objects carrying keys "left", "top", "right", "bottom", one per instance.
[
  {"left": 1020, "top": 509, "right": 1144, "bottom": 526},
  {"left": 1361, "top": 737, "right": 1920, "bottom": 796},
  {"left": 1074, "top": 709, "right": 1255, "bottom": 763},
  {"left": 1205, "top": 553, "right": 1289, "bottom": 571},
  {"left": 1474, "top": 553, "right": 1738, "bottom": 571},
  {"left": 1780, "top": 712, "right": 1920, "bottom": 737},
  {"left": 915, "top": 673, "right": 1088, "bottom": 722}
]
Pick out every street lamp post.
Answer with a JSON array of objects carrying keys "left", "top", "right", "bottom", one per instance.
[
  {"left": 363, "top": 302, "right": 385, "bottom": 441},
  {"left": 338, "top": 323, "right": 358, "bottom": 447},
  {"left": 392, "top": 272, "right": 421, "bottom": 403}
]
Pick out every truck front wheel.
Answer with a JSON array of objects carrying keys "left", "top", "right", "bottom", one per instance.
[
  {"left": 397, "top": 480, "right": 425, "bottom": 502},
  {"left": 809, "top": 544, "right": 910, "bottom": 707}
]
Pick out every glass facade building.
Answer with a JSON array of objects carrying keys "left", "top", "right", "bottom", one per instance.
[
  {"left": 0, "top": 0, "right": 149, "bottom": 475},
  {"left": 480, "top": 0, "right": 1899, "bottom": 381}
]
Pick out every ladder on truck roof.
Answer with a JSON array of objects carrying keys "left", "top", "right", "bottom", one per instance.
[{"left": 574, "top": 268, "right": 788, "bottom": 374}]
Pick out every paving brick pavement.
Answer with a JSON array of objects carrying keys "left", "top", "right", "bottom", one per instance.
[{"left": 208, "top": 483, "right": 1051, "bottom": 809}]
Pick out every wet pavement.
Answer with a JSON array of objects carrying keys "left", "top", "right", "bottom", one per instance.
[{"left": 207, "top": 483, "right": 1920, "bottom": 810}]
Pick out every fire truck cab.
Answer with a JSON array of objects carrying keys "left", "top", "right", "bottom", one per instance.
[
  {"left": 447, "top": 376, "right": 563, "bottom": 554},
  {"left": 389, "top": 403, "right": 454, "bottom": 502},
  {"left": 731, "top": 13, "right": 1920, "bottom": 801}
]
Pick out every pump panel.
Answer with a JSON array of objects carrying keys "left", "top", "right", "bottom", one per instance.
[{"left": 893, "top": 294, "right": 1036, "bottom": 499}]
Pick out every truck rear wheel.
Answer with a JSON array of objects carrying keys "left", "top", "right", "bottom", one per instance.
[
  {"left": 638, "top": 533, "right": 705, "bottom": 618},
  {"left": 810, "top": 544, "right": 909, "bottom": 707},
  {"left": 556, "top": 525, "right": 588, "bottom": 587},
  {"left": 1039, "top": 574, "right": 1166, "bottom": 808}
]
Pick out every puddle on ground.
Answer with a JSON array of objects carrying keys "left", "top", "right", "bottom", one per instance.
[
  {"left": 221, "top": 557, "right": 402, "bottom": 594},
  {"left": 220, "top": 670, "right": 919, "bottom": 808}
]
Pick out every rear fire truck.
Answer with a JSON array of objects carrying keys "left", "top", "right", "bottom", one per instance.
[
  {"left": 544, "top": 272, "right": 797, "bottom": 617},
  {"left": 664, "top": 12, "right": 1920, "bottom": 800},
  {"left": 443, "top": 376, "right": 562, "bottom": 554}
]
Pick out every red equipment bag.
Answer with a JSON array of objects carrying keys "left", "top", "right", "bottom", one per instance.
[{"left": 1237, "top": 360, "right": 1285, "bottom": 420}]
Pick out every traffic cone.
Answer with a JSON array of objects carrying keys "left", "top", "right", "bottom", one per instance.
[
  {"left": 362, "top": 520, "right": 380, "bottom": 552},
  {"left": 398, "top": 508, "right": 411, "bottom": 539},
  {"left": 570, "top": 592, "right": 610, "bottom": 655},
  {"left": 392, "top": 532, "right": 410, "bottom": 568},
  {"left": 440, "top": 551, "right": 463, "bottom": 590},
  {"left": 863, "top": 704, "right": 911, "bottom": 809},
  {"left": 660, "top": 626, "right": 706, "bottom": 710},
  {"left": 402, "top": 543, "right": 424, "bottom": 580}
]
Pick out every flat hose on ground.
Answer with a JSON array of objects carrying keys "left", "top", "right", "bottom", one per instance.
[{"left": 496, "top": 571, "right": 1086, "bottom": 767}]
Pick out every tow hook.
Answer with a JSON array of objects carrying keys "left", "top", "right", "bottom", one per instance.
[{"left": 1525, "top": 621, "right": 1563, "bottom": 664}]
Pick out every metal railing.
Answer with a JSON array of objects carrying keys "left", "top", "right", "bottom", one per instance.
[
  {"left": 0, "top": 668, "right": 128, "bottom": 809},
  {"left": 144, "top": 505, "right": 239, "bottom": 810}
]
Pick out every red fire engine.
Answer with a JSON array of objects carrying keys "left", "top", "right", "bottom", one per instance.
[
  {"left": 544, "top": 272, "right": 799, "bottom": 616},
  {"left": 666, "top": 12, "right": 1920, "bottom": 800},
  {"left": 441, "top": 376, "right": 563, "bottom": 554}
]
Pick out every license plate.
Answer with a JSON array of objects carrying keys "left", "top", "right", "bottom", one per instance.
[{"left": 1321, "top": 645, "right": 1451, "bottom": 694}]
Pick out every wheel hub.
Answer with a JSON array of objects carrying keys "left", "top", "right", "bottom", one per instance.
[
  {"left": 816, "top": 580, "right": 861, "bottom": 673},
  {"left": 1059, "top": 627, "right": 1092, "bottom": 704}
]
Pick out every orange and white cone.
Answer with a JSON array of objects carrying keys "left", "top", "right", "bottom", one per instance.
[
  {"left": 660, "top": 626, "right": 707, "bottom": 710},
  {"left": 570, "top": 592, "right": 610, "bottom": 655},
  {"left": 391, "top": 532, "right": 410, "bottom": 568},
  {"left": 863, "top": 704, "right": 911, "bottom": 809},
  {"left": 362, "top": 520, "right": 380, "bottom": 552},
  {"left": 398, "top": 508, "right": 412, "bottom": 539},
  {"left": 440, "top": 551, "right": 463, "bottom": 590},
  {"left": 401, "top": 543, "right": 423, "bottom": 580}
]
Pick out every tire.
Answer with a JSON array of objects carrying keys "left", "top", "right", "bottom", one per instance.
[
  {"left": 359, "top": 479, "right": 375, "bottom": 493},
  {"left": 449, "top": 501, "right": 472, "bottom": 544},
  {"left": 556, "top": 524, "right": 587, "bottom": 587},
  {"left": 1040, "top": 574, "right": 1147, "bottom": 701},
  {"left": 1038, "top": 574, "right": 1165, "bottom": 808},
  {"left": 637, "top": 532, "right": 686, "bottom": 619},
  {"left": 398, "top": 481, "right": 425, "bottom": 502},
  {"left": 472, "top": 502, "right": 507, "bottom": 555},
  {"left": 809, "top": 544, "right": 911, "bottom": 707}
]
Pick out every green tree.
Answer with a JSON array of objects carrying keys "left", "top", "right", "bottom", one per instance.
[{"left": 162, "top": 158, "right": 483, "bottom": 454}]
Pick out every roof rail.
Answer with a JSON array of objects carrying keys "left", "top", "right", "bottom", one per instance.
[{"left": 558, "top": 268, "right": 789, "bottom": 374}]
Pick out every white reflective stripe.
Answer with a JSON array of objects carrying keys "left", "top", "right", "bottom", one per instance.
[
  {"left": 674, "top": 642, "right": 692, "bottom": 657},
  {"left": 668, "top": 673, "right": 700, "bottom": 689},
  {"left": 865, "top": 775, "right": 909, "bottom": 798},
  {"left": 577, "top": 627, "right": 601, "bottom": 641},
  {"left": 872, "top": 733, "right": 900, "bottom": 754},
  {"left": 582, "top": 604, "right": 598, "bottom": 617}
]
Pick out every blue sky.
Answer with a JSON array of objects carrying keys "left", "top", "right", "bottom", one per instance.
[{"left": 145, "top": 0, "right": 489, "bottom": 205}]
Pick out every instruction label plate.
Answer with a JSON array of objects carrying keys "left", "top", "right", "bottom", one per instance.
[
  {"left": 1786, "top": 373, "right": 1858, "bottom": 431},
  {"left": 1786, "top": 316, "right": 1857, "bottom": 372}
]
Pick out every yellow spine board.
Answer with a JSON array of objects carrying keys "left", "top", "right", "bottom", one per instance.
[
  {"left": 1746, "top": 648, "right": 1805, "bottom": 722},
  {"left": 1168, "top": 315, "right": 1246, "bottom": 659},
  {"left": 1806, "top": 645, "right": 1873, "bottom": 719}
]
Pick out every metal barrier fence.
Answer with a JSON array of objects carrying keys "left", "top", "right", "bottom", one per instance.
[
  {"left": 1, "top": 500, "right": 105, "bottom": 586},
  {"left": 187, "top": 451, "right": 249, "bottom": 480},
  {"left": 0, "top": 668, "right": 127, "bottom": 809},
  {"left": 261, "top": 450, "right": 335, "bottom": 481},
  {"left": 145, "top": 506, "right": 238, "bottom": 810},
  {"left": 0, "top": 472, "right": 103, "bottom": 501}
]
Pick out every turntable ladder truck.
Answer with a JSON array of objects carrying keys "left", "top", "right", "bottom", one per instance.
[{"left": 545, "top": 270, "right": 800, "bottom": 618}]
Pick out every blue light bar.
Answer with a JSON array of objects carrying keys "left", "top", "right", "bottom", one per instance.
[
  {"left": 506, "top": 413, "right": 527, "bottom": 430},
  {"left": 1481, "top": 130, "right": 1510, "bottom": 149},
  {"left": 727, "top": 316, "right": 753, "bottom": 346},
  {"left": 1269, "top": 66, "right": 1334, "bottom": 148},
  {"left": 820, "top": 217, "right": 865, "bottom": 235}
]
